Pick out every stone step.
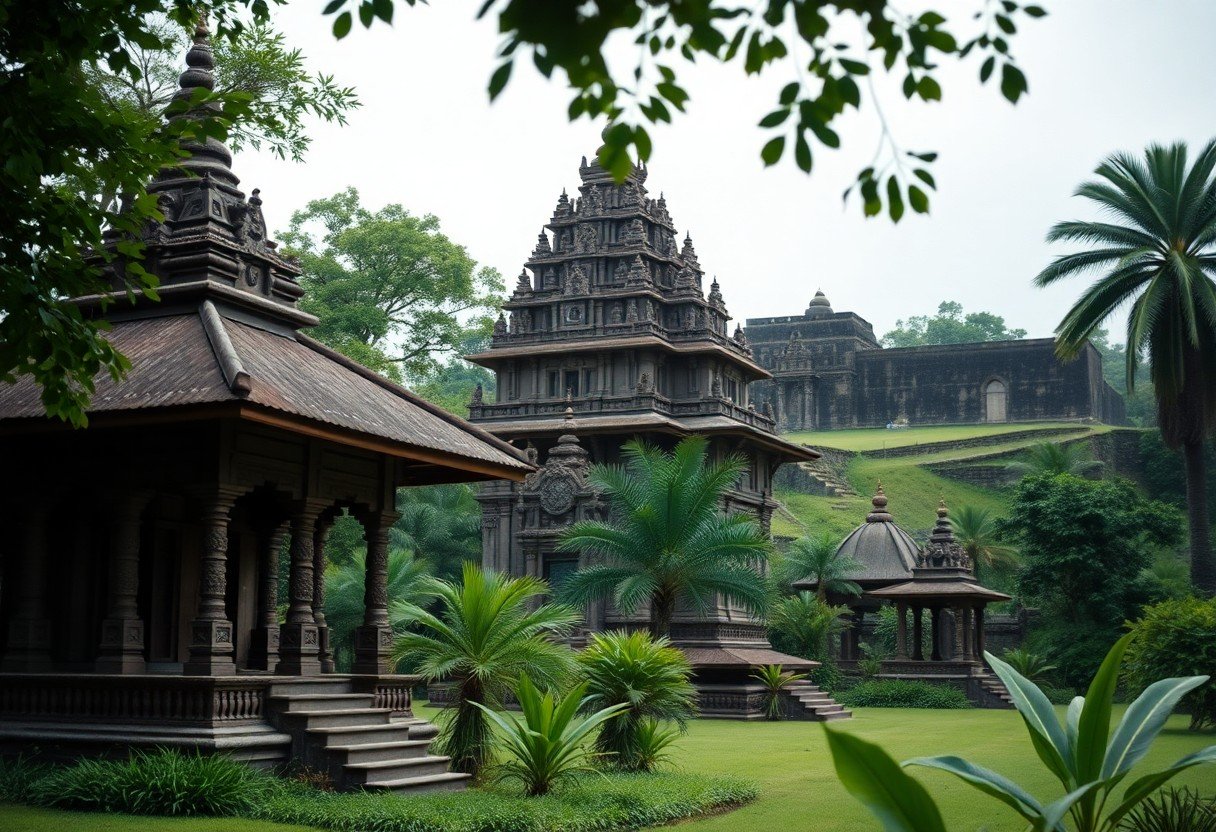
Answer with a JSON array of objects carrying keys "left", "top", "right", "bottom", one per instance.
[
  {"left": 343, "top": 755, "right": 453, "bottom": 786},
  {"left": 279, "top": 708, "right": 391, "bottom": 730},
  {"left": 269, "top": 694, "right": 375, "bottom": 713},
  {"left": 361, "top": 771, "right": 471, "bottom": 794},
  {"left": 267, "top": 678, "right": 355, "bottom": 697},
  {"left": 818, "top": 709, "right": 853, "bottom": 721},
  {"left": 400, "top": 717, "right": 440, "bottom": 741},
  {"left": 307, "top": 723, "right": 415, "bottom": 746},
  {"left": 325, "top": 740, "right": 433, "bottom": 766}
]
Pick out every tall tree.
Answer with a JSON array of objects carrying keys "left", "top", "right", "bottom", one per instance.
[
  {"left": 279, "top": 188, "right": 503, "bottom": 382},
  {"left": 1004, "top": 440, "right": 1104, "bottom": 480},
  {"left": 772, "top": 531, "right": 860, "bottom": 601},
  {"left": 557, "top": 436, "right": 771, "bottom": 637},
  {"left": 948, "top": 504, "right": 1018, "bottom": 583},
  {"left": 1035, "top": 140, "right": 1216, "bottom": 593},
  {"left": 882, "top": 300, "right": 1028, "bottom": 348}
]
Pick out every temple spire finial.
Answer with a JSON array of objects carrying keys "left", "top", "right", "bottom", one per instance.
[{"left": 866, "top": 482, "right": 893, "bottom": 523}]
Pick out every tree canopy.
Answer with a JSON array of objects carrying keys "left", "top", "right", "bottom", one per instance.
[
  {"left": 280, "top": 188, "right": 503, "bottom": 382},
  {"left": 881, "top": 300, "right": 1028, "bottom": 348}
]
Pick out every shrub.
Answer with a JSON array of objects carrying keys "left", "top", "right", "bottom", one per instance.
[
  {"left": 836, "top": 680, "right": 971, "bottom": 710},
  {"left": 1000, "top": 647, "right": 1057, "bottom": 685},
  {"left": 1124, "top": 596, "right": 1216, "bottom": 730},
  {"left": 473, "top": 675, "right": 629, "bottom": 796},
  {"left": 856, "top": 642, "right": 886, "bottom": 680},
  {"left": 1039, "top": 684, "right": 1079, "bottom": 705},
  {"left": 766, "top": 593, "right": 850, "bottom": 662},
  {"left": 577, "top": 630, "right": 697, "bottom": 772},
  {"left": 32, "top": 749, "right": 269, "bottom": 816},
  {"left": 630, "top": 719, "right": 680, "bottom": 773},
  {"left": 808, "top": 660, "right": 844, "bottom": 693},
  {"left": 1120, "top": 787, "right": 1216, "bottom": 832},
  {"left": 750, "top": 664, "right": 809, "bottom": 720},
  {"left": 0, "top": 756, "right": 52, "bottom": 803}
]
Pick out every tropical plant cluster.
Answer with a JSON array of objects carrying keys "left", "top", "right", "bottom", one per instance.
[
  {"left": 1124, "top": 595, "right": 1216, "bottom": 730},
  {"left": 0, "top": 753, "right": 755, "bottom": 832},
  {"left": 835, "top": 680, "right": 971, "bottom": 710}
]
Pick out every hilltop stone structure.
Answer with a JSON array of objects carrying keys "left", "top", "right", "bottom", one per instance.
[
  {"left": 745, "top": 292, "right": 1126, "bottom": 431},
  {"left": 465, "top": 155, "right": 849, "bottom": 720}
]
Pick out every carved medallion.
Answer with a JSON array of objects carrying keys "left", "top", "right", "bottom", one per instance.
[{"left": 538, "top": 471, "right": 579, "bottom": 516}]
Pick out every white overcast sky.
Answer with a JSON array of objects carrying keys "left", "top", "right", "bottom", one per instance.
[{"left": 236, "top": 0, "right": 1216, "bottom": 342}]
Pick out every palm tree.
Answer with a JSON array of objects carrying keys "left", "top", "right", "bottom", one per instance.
[
  {"left": 324, "top": 547, "right": 432, "bottom": 671},
  {"left": 773, "top": 530, "right": 861, "bottom": 601},
  {"left": 750, "top": 664, "right": 810, "bottom": 720},
  {"left": 1036, "top": 140, "right": 1216, "bottom": 593},
  {"left": 390, "top": 563, "right": 580, "bottom": 777},
  {"left": 392, "top": 484, "right": 483, "bottom": 580},
  {"left": 556, "top": 436, "right": 772, "bottom": 637},
  {"left": 1004, "top": 441, "right": 1104, "bottom": 479},
  {"left": 766, "top": 592, "right": 850, "bottom": 661},
  {"left": 948, "top": 505, "right": 1019, "bottom": 583}
]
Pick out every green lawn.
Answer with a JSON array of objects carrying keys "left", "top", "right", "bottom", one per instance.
[
  {"left": 787, "top": 422, "right": 1100, "bottom": 453},
  {"left": 2, "top": 705, "right": 1212, "bottom": 832}
]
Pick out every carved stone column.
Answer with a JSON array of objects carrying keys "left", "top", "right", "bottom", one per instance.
[
  {"left": 96, "top": 494, "right": 151, "bottom": 673},
  {"left": 2, "top": 507, "right": 52, "bottom": 671},
  {"left": 930, "top": 607, "right": 943, "bottom": 661},
  {"left": 911, "top": 605, "right": 924, "bottom": 661},
  {"left": 314, "top": 519, "right": 334, "bottom": 673},
  {"left": 353, "top": 512, "right": 398, "bottom": 675},
  {"left": 185, "top": 488, "right": 242, "bottom": 676},
  {"left": 278, "top": 501, "right": 327, "bottom": 676},
  {"left": 894, "top": 601, "right": 908, "bottom": 660},
  {"left": 249, "top": 522, "right": 287, "bottom": 671},
  {"left": 975, "top": 607, "right": 986, "bottom": 660},
  {"left": 952, "top": 607, "right": 965, "bottom": 661}
]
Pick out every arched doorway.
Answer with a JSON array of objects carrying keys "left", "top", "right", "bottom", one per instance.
[{"left": 985, "top": 379, "right": 1008, "bottom": 423}]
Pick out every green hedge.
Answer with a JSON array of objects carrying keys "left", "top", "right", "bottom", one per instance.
[
  {"left": 836, "top": 680, "right": 971, "bottom": 710},
  {"left": 2, "top": 752, "right": 756, "bottom": 832}
]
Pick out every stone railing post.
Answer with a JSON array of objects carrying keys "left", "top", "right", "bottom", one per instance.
[
  {"left": 249, "top": 522, "right": 288, "bottom": 672},
  {"left": 1, "top": 506, "right": 52, "bottom": 671},
  {"left": 96, "top": 493, "right": 152, "bottom": 673},
  {"left": 352, "top": 511, "right": 398, "bottom": 675},
  {"left": 277, "top": 500, "right": 328, "bottom": 676},
  {"left": 185, "top": 487, "right": 243, "bottom": 676}
]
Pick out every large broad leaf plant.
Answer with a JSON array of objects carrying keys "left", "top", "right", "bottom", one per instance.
[{"left": 826, "top": 634, "right": 1215, "bottom": 831}]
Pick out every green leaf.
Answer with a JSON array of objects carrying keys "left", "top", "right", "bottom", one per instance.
[
  {"left": 913, "top": 168, "right": 936, "bottom": 189},
  {"left": 1034, "top": 782, "right": 1103, "bottom": 832},
  {"left": 332, "top": 11, "right": 352, "bottom": 39},
  {"left": 908, "top": 185, "right": 929, "bottom": 214},
  {"left": 794, "top": 134, "right": 812, "bottom": 172},
  {"left": 887, "top": 177, "right": 904, "bottom": 222},
  {"left": 839, "top": 58, "right": 870, "bottom": 75},
  {"left": 322, "top": 0, "right": 345, "bottom": 14},
  {"left": 825, "top": 728, "right": 947, "bottom": 832},
  {"left": 1000, "top": 63, "right": 1028, "bottom": 103},
  {"left": 759, "top": 109, "right": 790, "bottom": 128},
  {"left": 1024, "top": 6, "right": 1048, "bottom": 17},
  {"left": 980, "top": 56, "right": 995, "bottom": 83},
  {"left": 1075, "top": 633, "right": 1130, "bottom": 782},
  {"left": 904, "top": 756, "right": 1042, "bottom": 823},
  {"left": 1104, "top": 745, "right": 1216, "bottom": 827},
  {"left": 918, "top": 76, "right": 942, "bottom": 101},
  {"left": 985, "top": 650, "right": 1075, "bottom": 788},
  {"left": 1102, "top": 674, "right": 1210, "bottom": 779},
  {"left": 761, "top": 136, "right": 785, "bottom": 166},
  {"left": 488, "top": 61, "right": 513, "bottom": 101},
  {"left": 779, "top": 82, "right": 799, "bottom": 105}
]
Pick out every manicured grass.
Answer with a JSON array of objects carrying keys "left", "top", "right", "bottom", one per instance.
[
  {"left": 787, "top": 421, "right": 1101, "bottom": 452},
  {"left": 3, "top": 705, "right": 1212, "bottom": 832}
]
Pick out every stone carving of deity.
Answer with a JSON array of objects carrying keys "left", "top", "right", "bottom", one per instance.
[
  {"left": 609, "top": 304, "right": 624, "bottom": 324},
  {"left": 576, "top": 223, "right": 598, "bottom": 253}
]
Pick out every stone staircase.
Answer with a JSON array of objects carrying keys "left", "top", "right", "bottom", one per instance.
[
  {"left": 782, "top": 681, "right": 852, "bottom": 721},
  {"left": 975, "top": 672, "right": 1014, "bottom": 709},
  {"left": 266, "top": 678, "right": 468, "bottom": 794},
  {"left": 799, "top": 459, "right": 858, "bottom": 498}
]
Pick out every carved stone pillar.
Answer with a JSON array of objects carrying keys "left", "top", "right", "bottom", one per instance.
[
  {"left": 2, "top": 507, "right": 52, "bottom": 671},
  {"left": 911, "top": 605, "right": 924, "bottom": 661},
  {"left": 314, "top": 520, "right": 334, "bottom": 674},
  {"left": 353, "top": 512, "right": 398, "bottom": 675},
  {"left": 249, "top": 522, "right": 287, "bottom": 671},
  {"left": 185, "top": 488, "right": 242, "bottom": 676},
  {"left": 96, "top": 494, "right": 151, "bottom": 673},
  {"left": 930, "top": 607, "right": 943, "bottom": 661},
  {"left": 895, "top": 602, "right": 908, "bottom": 660},
  {"left": 278, "top": 502, "right": 327, "bottom": 676},
  {"left": 975, "top": 607, "right": 986, "bottom": 660},
  {"left": 952, "top": 607, "right": 965, "bottom": 661}
]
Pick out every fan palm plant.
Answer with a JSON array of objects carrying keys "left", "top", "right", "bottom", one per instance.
[
  {"left": 1005, "top": 441, "right": 1104, "bottom": 480},
  {"left": 766, "top": 592, "right": 850, "bottom": 661},
  {"left": 577, "top": 630, "right": 698, "bottom": 771},
  {"left": 773, "top": 531, "right": 861, "bottom": 600},
  {"left": 1000, "top": 647, "right": 1058, "bottom": 686},
  {"left": 751, "top": 664, "right": 810, "bottom": 720},
  {"left": 324, "top": 547, "right": 432, "bottom": 671},
  {"left": 948, "top": 504, "right": 1019, "bottom": 583},
  {"left": 472, "top": 675, "right": 629, "bottom": 796},
  {"left": 390, "top": 563, "right": 580, "bottom": 777},
  {"left": 1035, "top": 140, "right": 1216, "bottom": 593},
  {"left": 556, "top": 436, "right": 772, "bottom": 637}
]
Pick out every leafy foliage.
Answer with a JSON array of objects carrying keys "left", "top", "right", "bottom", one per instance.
[
  {"left": 1000, "top": 647, "right": 1058, "bottom": 686},
  {"left": 324, "top": 547, "right": 432, "bottom": 672},
  {"left": 750, "top": 664, "right": 810, "bottom": 720},
  {"left": 392, "top": 484, "right": 484, "bottom": 581},
  {"left": 882, "top": 301, "right": 1028, "bottom": 348},
  {"left": 766, "top": 592, "right": 849, "bottom": 662},
  {"left": 558, "top": 436, "right": 771, "bottom": 637},
  {"left": 576, "top": 630, "right": 697, "bottom": 772},
  {"left": 279, "top": 187, "right": 504, "bottom": 381},
  {"left": 828, "top": 634, "right": 1216, "bottom": 832},
  {"left": 835, "top": 680, "right": 971, "bottom": 710},
  {"left": 772, "top": 531, "right": 859, "bottom": 600},
  {"left": 1036, "top": 140, "right": 1216, "bottom": 593},
  {"left": 948, "top": 504, "right": 1019, "bottom": 583},
  {"left": 324, "top": 0, "right": 1045, "bottom": 223},
  {"left": 1005, "top": 441, "right": 1104, "bottom": 479},
  {"left": 1119, "top": 788, "right": 1216, "bottom": 832},
  {"left": 391, "top": 563, "right": 580, "bottom": 776},
  {"left": 1139, "top": 431, "right": 1216, "bottom": 523},
  {"left": 31, "top": 749, "right": 269, "bottom": 816},
  {"left": 474, "top": 675, "right": 630, "bottom": 796},
  {"left": 1004, "top": 473, "right": 1183, "bottom": 685},
  {"left": 411, "top": 359, "right": 497, "bottom": 418},
  {"left": 1124, "top": 596, "right": 1216, "bottom": 731}
]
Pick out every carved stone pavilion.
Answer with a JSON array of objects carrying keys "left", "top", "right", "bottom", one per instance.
[
  {"left": 0, "top": 24, "right": 531, "bottom": 791},
  {"left": 464, "top": 153, "right": 848, "bottom": 720}
]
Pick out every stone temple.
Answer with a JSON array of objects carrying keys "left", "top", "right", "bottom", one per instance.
[
  {"left": 465, "top": 155, "right": 849, "bottom": 720},
  {"left": 745, "top": 291, "right": 1126, "bottom": 431}
]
